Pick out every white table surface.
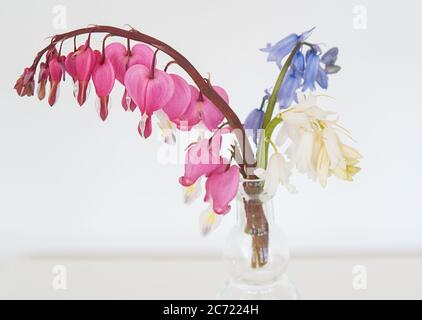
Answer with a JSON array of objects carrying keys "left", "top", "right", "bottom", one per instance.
[{"left": 1, "top": 254, "right": 421, "bottom": 299}]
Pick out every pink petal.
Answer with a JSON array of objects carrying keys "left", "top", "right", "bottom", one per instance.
[
  {"left": 124, "top": 65, "right": 174, "bottom": 115},
  {"left": 38, "top": 63, "right": 49, "bottom": 83},
  {"left": 162, "top": 74, "right": 191, "bottom": 121},
  {"left": 105, "top": 43, "right": 154, "bottom": 85},
  {"left": 65, "top": 51, "right": 77, "bottom": 82},
  {"left": 48, "top": 82, "right": 59, "bottom": 107},
  {"left": 177, "top": 85, "right": 201, "bottom": 129},
  {"left": 179, "top": 138, "right": 224, "bottom": 187},
  {"left": 76, "top": 82, "right": 90, "bottom": 107},
  {"left": 48, "top": 56, "right": 63, "bottom": 83},
  {"left": 128, "top": 43, "right": 154, "bottom": 69},
  {"left": 144, "top": 70, "right": 175, "bottom": 115},
  {"left": 97, "top": 96, "right": 110, "bottom": 121},
  {"left": 201, "top": 86, "right": 228, "bottom": 131},
  {"left": 74, "top": 45, "right": 95, "bottom": 82},
  {"left": 124, "top": 65, "right": 149, "bottom": 112},
  {"left": 92, "top": 53, "right": 115, "bottom": 97},
  {"left": 204, "top": 165, "right": 239, "bottom": 215},
  {"left": 105, "top": 42, "right": 127, "bottom": 84},
  {"left": 73, "top": 45, "right": 95, "bottom": 106}
]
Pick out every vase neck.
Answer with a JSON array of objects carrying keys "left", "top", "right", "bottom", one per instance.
[{"left": 236, "top": 192, "right": 275, "bottom": 225}]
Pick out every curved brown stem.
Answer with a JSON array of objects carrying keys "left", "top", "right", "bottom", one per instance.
[{"left": 28, "top": 25, "right": 255, "bottom": 175}]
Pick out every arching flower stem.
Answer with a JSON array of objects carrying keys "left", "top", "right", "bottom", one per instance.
[{"left": 27, "top": 25, "right": 254, "bottom": 176}]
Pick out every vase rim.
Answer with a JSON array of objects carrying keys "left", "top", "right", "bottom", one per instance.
[{"left": 240, "top": 177, "right": 265, "bottom": 183}]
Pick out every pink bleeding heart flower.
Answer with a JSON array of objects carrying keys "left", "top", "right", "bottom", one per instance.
[
  {"left": 204, "top": 165, "right": 240, "bottom": 215},
  {"left": 37, "top": 62, "right": 49, "bottom": 100},
  {"left": 14, "top": 67, "right": 35, "bottom": 97},
  {"left": 162, "top": 74, "right": 191, "bottom": 122},
  {"left": 178, "top": 85, "right": 228, "bottom": 131},
  {"left": 104, "top": 42, "right": 127, "bottom": 83},
  {"left": 48, "top": 55, "right": 65, "bottom": 107},
  {"left": 179, "top": 134, "right": 226, "bottom": 187},
  {"left": 125, "top": 64, "right": 174, "bottom": 138},
  {"left": 106, "top": 42, "right": 153, "bottom": 84},
  {"left": 106, "top": 42, "right": 154, "bottom": 111},
  {"left": 124, "top": 64, "right": 175, "bottom": 137},
  {"left": 72, "top": 42, "right": 95, "bottom": 106},
  {"left": 65, "top": 51, "right": 77, "bottom": 83},
  {"left": 92, "top": 50, "right": 116, "bottom": 121}
]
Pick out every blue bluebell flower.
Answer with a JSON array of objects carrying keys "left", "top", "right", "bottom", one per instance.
[
  {"left": 291, "top": 51, "right": 305, "bottom": 76},
  {"left": 316, "top": 66, "right": 328, "bottom": 89},
  {"left": 321, "top": 47, "right": 341, "bottom": 74},
  {"left": 260, "top": 27, "right": 315, "bottom": 67},
  {"left": 277, "top": 69, "right": 302, "bottom": 109},
  {"left": 261, "top": 30, "right": 341, "bottom": 109},
  {"left": 244, "top": 108, "right": 265, "bottom": 145},
  {"left": 244, "top": 92, "right": 269, "bottom": 144},
  {"left": 302, "top": 48, "right": 320, "bottom": 92}
]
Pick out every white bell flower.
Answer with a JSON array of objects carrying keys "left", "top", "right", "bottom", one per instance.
[
  {"left": 275, "top": 93, "right": 362, "bottom": 187},
  {"left": 255, "top": 152, "right": 296, "bottom": 194}
]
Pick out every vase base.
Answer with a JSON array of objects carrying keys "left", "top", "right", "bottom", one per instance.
[{"left": 218, "top": 274, "right": 299, "bottom": 300}]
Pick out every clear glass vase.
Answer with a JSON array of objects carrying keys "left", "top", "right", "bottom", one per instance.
[{"left": 219, "top": 178, "right": 298, "bottom": 299}]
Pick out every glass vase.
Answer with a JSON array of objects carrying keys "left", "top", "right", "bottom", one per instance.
[{"left": 219, "top": 178, "right": 298, "bottom": 299}]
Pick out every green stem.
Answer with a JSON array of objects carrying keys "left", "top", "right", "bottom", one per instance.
[
  {"left": 266, "top": 136, "right": 279, "bottom": 153},
  {"left": 257, "top": 42, "right": 303, "bottom": 168},
  {"left": 261, "top": 42, "right": 302, "bottom": 129},
  {"left": 263, "top": 115, "right": 283, "bottom": 166},
  {"left": 256, "top": 115, "right": 283, "bottom": 168}
]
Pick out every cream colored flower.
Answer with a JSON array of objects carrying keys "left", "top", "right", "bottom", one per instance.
[
  {"left": 255, "top": 152, "right": 296, "bottom": 194},
  {"left": 331, "top": 144, "right": 362, "bottom": 182},
  {"left": 275, "top": 93, "right": 362, "bottom": 187}
]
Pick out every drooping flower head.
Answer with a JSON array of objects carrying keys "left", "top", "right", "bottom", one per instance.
[
  {"left": 302, "top": 47, "right": 321, "bottom": 92},
  {"left": 255, "top": 152, "right": 296, "bottom": 194},
  {"left": 37, "top": 62, "right": 49, "bottom": 101},
  {"left": 204, "top": 165, "right": 240, "bottom": 215},
  {"left": 162, "top": 73, "right": 191, "bottom": 122},
  {"left": 260, "top": 27, "right": 314, "bottom": 67},
  {"left": 177, "top": 85, "right": 228, "bottom": 131},
  {"left": 70, "top": 39, "right": 96, "bottom": 106},
  {"left": 321, "top": 47, "right": 341, "bottom": 74},
  {"left": 244, "top": 91, "right": 269, "bottom": 144},
  {"left": 106, "top": 42, "right": 154, "bottom": 111},
  {"left": 277, "top": 69, "right": 302, "bottom": 109},
  {"left": 262, "top": 30, "right": 341, "bottom": 109},
  {"left": 124, "top": 64, "right": 174, "bottom": 116},
  {"left": 91, "top": 50, "right": 116, "bottom": 121},
  {"left": 65, "top": 51, "right": 77, "bottom": 83},
  {"left": 149, "top": 73, "right": 192, "bottom": 144},
  {"left": 244, "top": 108, "right": 264, "bottom": 145},
  {"left": 14, "top": 67, "right": 35, "bottom": 97},
  {"left": 179, "top": 133, "right": 226, "bottom": 187},
  {"left": 47, "top": 54, "right": 65, "bottom": 107},
  {"left": 276, "top": 94, "right": 361, "bottom": 187},
  {"left": 124, "top": 64, "right": 175, "bottom": 139}
]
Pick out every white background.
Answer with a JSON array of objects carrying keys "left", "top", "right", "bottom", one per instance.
[{"left": 0, "top": 0, "right": 421, "bottom": 258}]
